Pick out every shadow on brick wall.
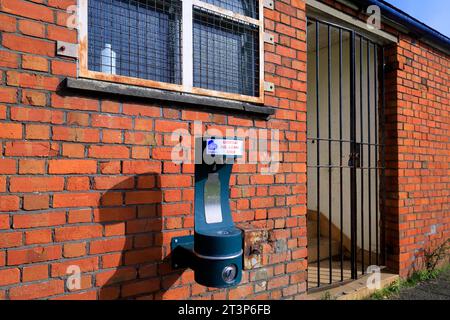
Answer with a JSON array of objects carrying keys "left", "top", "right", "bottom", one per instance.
[{"left": 95, "top": 173, "right": 185, "bottom": 299}]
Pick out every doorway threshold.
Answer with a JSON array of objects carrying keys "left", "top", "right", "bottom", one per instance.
[{"left": 305, "top": 271, "right": 399, "bottom": 300}]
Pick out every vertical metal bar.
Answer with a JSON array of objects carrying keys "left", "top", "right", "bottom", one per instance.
[
  {"left": 367, "top": 40, "right": 372, "bottom": 267},
  {"left": 182, "top": 0, "right": 194, "bottom": 90},
  {"left": 327, "top": 25, "right": 333, "bottom": 285},
  {"left": 380, "top": 47, "right": 386, "bottom": 266},
  {"left": 359, "top": 36, "right": 365, "bottom": 275},
  {"left": 350, "top": 31, "right": 357, "bottom": 280},
  {"left": 339, "top": 29, "right": 344, "bottom": 282},
  {"left": 316, "top": 20, "right": 321, "bottom": 287},
  {"left": 374, "top": 44, "right": 379, "bottom": 266}
]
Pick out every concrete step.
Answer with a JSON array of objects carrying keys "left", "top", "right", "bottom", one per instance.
[{"left": 308, "top": 237, "right": 340, "bottom": 263}]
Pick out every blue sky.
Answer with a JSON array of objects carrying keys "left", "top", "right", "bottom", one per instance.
[{"left": 386, "top": 0, "right": 450, "bottom": 37}]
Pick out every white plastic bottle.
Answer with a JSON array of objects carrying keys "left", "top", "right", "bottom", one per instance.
[{"left": 101, "top": 43, "right": 116, "bottom": 74}]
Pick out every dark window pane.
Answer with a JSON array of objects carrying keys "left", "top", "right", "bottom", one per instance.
[
  {"left": 88, "top": 0, "right": 182, "bottom": 84},
  {"left": 201, "top": 0, "right": 259, "bottom": 19},
  {"left": 193, "top": 7, "right": 260, "bottom": 96}
]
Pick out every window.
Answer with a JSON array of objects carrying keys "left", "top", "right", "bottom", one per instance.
[{"left": 79, "top": 0, "right": 264, "bottom": 103}]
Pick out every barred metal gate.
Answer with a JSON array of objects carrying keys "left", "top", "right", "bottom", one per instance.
[{"left": 306, "top": 18, "right": 386, "bottom": 290}]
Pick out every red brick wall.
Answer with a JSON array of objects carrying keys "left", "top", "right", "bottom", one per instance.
[
  {"left": 384, "top": 36, "right": 450, "bottom": 277},
  {"left": 0, "top": 0, "right": 308, "bottom": 299}
]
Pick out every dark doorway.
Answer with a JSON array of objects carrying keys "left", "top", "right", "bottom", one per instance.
[{"left": 306, "top": 18, "right": 386, "bottom": 290}]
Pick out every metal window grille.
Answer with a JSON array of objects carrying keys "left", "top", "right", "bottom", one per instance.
[
  {"left": 193, "top": 7, "right": 259, "bottom": 96},
  {"left": 84, "top": 0, "right": 262, "bottom": 99},
  {"left": 88, "top": 0, "right": 182, "bottom": 84},
  {"left": 200, "top": 0, "right": 259, "bottom": 18}
]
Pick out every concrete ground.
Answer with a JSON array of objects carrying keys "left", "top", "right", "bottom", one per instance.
[{"left": 390, "top": 269, "right": 450, "bottom": 300}]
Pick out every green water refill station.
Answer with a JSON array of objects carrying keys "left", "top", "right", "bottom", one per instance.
[{"left": 171, "top": 137, "right": 244, "bottom": 288}]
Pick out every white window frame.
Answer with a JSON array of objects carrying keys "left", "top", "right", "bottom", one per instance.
[{"left": 78, "top": 0, "right": 265, "bottom": 104}]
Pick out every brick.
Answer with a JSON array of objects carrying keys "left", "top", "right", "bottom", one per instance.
[
  {"left": 88, "top": 145, "right": 129, "bottom": 159},
  {"left": 124, "top": 132, "right": 156, "bottom": 145},
  {"left": 0, "top": 87, "right": 18, "bottom": 103},
  {"left": 62, "top": 143, "right": 85, "bottom": 158},
  {"left": 122, "top": 279, "right": 160, "bottom": 297},
  {"left": 26, "top": 124, "right": 50, "bottom": 139},
  {"left": 23, "top": 264, "right": 49, "bottom": 282},
  {"left": 122, "top": 103, "right": 160, "bottom": 117},
  {"left": 53, "top": 193, "right": 101, "bottom": 208},
  {"left": 67, "top": 177, "right": 90, "bottom": 191},
  {"left": 47, "top": 25, "right": 77, "bottom": 43},
  {"left": 101, "top": 100, "right": 120, "bottom": 113},
  {"left": 10, "top": 280, "right": 65, "bottom": 300},
  {"left": 125, "top": 191, "right": 162, "bottom": 205},
  {"left": 158, "top": 175, "right": 191, "bottom": 188},
  {"left": 0, "top": 177, "right": 5, "bottom": 193},
  {"left": 10, "top": 177, "right": 64, "bottom": 192},
  {"left": 100, "top": 161, "right": 121, "bottom": 174},
  {"left": 54, "top": 225, "right": 103, "bottom": 241},
  {"left": 13, "top": 211, "right": 66, "bottom": 228},
  {"left": 90, "top": 237, "right": 129, "bottom": 254},
  {"left": 93, "top": 207, "right": 135, "bottom": 223},
  {"left": 23, "top": 194, "right": 50, "bottom": 210},
  {"left": 122, "top": 161, "right": 161, "bottom": 174},
  {"left": 22, "top": 90, "right": 47, "bottom": 106},
  {"left": 102, "top": 129, "right": 122, "bottom": 143},
  {"left": 92, "top": 114, "right": 132, "bottom": 129},
  {"left": 95, "top": 268, "right": 137, "bottom": 286},
  {"left": 0, "top": 105, "right": 6, "bottom": 119},
  {"left": 11, "top": 107, "right": 64, "bottom": 124},
  {"left": 0, "top": 196, "right": 20, "bottom": 212},
  {"left": 0, "top": 14, "right": 16, "bottom": 32},
  {"left": 160, "top": 203, "right": 191, "bottom": 216},
  {"left": 7, "top": 71, "right": 60, "bottom": 90},
  {"left": 132, "top": 146, "right": 150, "bottom": 159},
  {"left": 0, "top": 214, "right": 9, "bottom": 229},
  {"left": 19, "top": 159, "right": 45, "bottom": 174},
  {"left": 52, "top": 94, "right": 98, "bottom": 111},
  {"left": 0, "top": 232, "right": 22, "bottom": 248},
  {"left": 0, "top": 123, "right": 22, "bottom": 139},
  {"left": 0, "top": 51, "right": 19, "bottom": 68},
  {"left": 3, "top": 33, "right": 54, "bottom": 56},
  {"left": 68, "top": 209, "right": 91, "bottom": 223},
  {"left": 52, "top": 60, "right": 77, "bottom": 77},
  {"left": 67, "top": 112, "right": 89, "bottom": 126},
  {"left": 161, "top": 286, "right": 190, "bottom": 300},
  {"left": 48, "top": 159, "right": 97, "bottom": 174},
  {"left": 94, "top": 176, "right": 134, "bottom": 190},
  {"left": 25, "top": 229, "right": 52, "bottom": 245},
  {"left": 7, "top": 245, "right": 62, "bottom": 265},
  {"left": 63, "top": 242, "right": 86, "bottom": 258},
  {"left": 52, "top": 127, "right": 100, "bottom": 143},
  {"left": 155, "top": 120, "right": 188, "bottom": 132},
  {"left": 51, "top": 257, "right": 98, "bottom": 276},
  {"left": 19, "top": 20, "right": 45, "bottom": 38},
  {"left": 22, "top": 55, "right": 48, "bottom": 72},
  {"left": 0, "top": 268, "right": 20, "bottom": 286},
  {"left": 1, "top": 0, "right": 54, "bottom": 23},
  {"left": 0, "top": 159, "right": 17, "bottom": 174}
]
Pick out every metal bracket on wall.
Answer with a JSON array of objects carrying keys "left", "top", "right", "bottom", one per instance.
[
  {"left": 264, "top": 81, "right": 275, "bottom": 93},
  {"left": 264, "top": 33, "right": 275, "bottom": 44},
  {"left": 263, "top": 0, "right": 274, "bottom": 10},
  {"left": 56, "top": 41, "right": 79, "bottom": 59}
]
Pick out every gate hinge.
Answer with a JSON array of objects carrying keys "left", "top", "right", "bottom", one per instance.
[
  {"left": 264, "top": 33, "right": 275, "bottom": 44},
  {"left": 263, "top": 0, "right": 274, "bottom": 10},
  {"left": 264, "top": 81, "right": 275, "bottom": 92},
  {"left": 56, "top": 41, "right": 79, "bottom": 59}
]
